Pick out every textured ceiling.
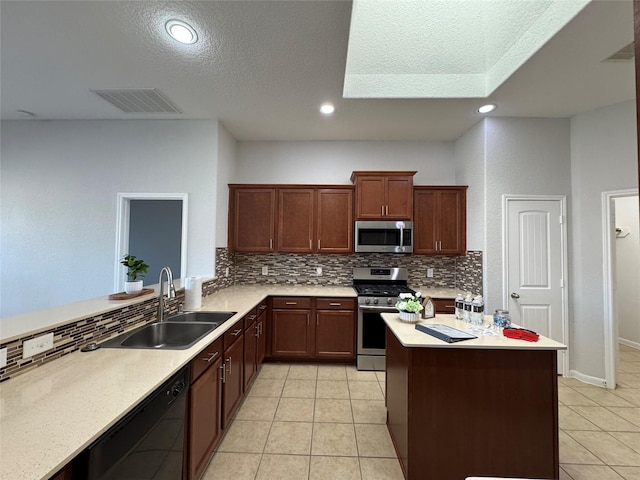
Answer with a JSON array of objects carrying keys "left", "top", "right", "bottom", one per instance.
[{"left": 0, "top": 0, "right": 635, "bottom": 141}]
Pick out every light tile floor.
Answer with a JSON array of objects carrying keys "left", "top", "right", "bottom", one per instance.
[
  {"left": 203, "top": 344, "right": 640, "bottom": 480},
  {"left": 559, "top": 344, "right": 640, "bottom": 480}
]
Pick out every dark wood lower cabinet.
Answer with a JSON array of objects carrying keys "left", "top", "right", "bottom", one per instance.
[
  {"left": 188, "top": 355, "right": 222, "bottom": 480},
  {"left": 244, "top": 317, "right": 258, "bottom": 391},
  {"left": 271, "top": 308, "right": 313, "bottom": 357},
  {"left": 315, "top": 298, "right": 355, "bottom": 359},
  {"left": 432, "top": 297, "right": 455, "bottom": 314},
  {"left": 222, "top": 333, "right": 244, "bottom": 429},
  {"left": 385, "top": 328, "right": 559, "bottom": 480},
  {"left": 256, "top": 303, "right": 267, "bottom": 365}
]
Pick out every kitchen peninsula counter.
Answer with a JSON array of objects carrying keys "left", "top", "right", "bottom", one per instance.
[
  {"left": 0, "top": 285, "right": 356, "bottom": 480},
  {"left": 381, "top": 313, "right": 566, "bottom": 480}
]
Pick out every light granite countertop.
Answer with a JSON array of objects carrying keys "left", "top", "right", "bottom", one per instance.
[
  {"left": 0, "top": 285, "right": 356, "bottom": 480},
  {"left": 382, "top": 312, "right": 567, "bottom": 350}
]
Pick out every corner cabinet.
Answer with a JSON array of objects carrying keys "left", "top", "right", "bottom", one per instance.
[
  {"left": 229, "top": 185, "right": 353, "bottom": 254},
  {"left": 413, "top": 186, "right": 467, "bottom": 255},
  {"left": 351, "top": 171, "right": 416, "bottom": 220},
  {"left": 228, "top": 187, "right": 276, "bottom": 252}
]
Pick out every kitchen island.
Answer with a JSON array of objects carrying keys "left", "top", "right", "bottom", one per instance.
[{"left": 382, "top": 313, "right": 566, "bottom": 480}]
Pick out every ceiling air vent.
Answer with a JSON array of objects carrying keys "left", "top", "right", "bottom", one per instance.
[
  {"left": 603, "top": 41, "right": 634, "bottom": 62},
  {"left": 91, "top": 88, "right": 182, "bottom": 113}
]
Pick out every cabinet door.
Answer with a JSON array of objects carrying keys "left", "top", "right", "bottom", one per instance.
[
  {"left": 355, "top": 176, "right": 386, "bottom": 219},
  {"left": 222, "top": 336, "right": 244, "bottom": 428},
  {"left": 189, "top": 356, "right": 222, "bottom": 480},
  {"left": 230, "top": 188, "right": 276, "bottom": 252},
  {"left": 432, "top": 298, "right": 455, "bottom": 315},
  {"left": 256, "top": 305, "right": 267, "bottom": 366},
  {"left": 271, "top": 309, "right": 312, "bottom": 357},
  {"left": 413, "top": 189, "right": 438, "bottom": 254},
  {"left": 437, "top": 189, "right": 466, "bottom": 255},
  {"left": 315, "top": 310, "right": 355, "bottom": 359},
  {"left": 278, "top": 188, "right": 314, "bottom": 253},
  {"left": 385, "top": 176, "right": 413, "bottom": 219},
  {"left": 317, "top": 188, "right": 353, "bottom": 253},
  {"left": 244, "top": 320, "right": 257, "bottom": 391}
]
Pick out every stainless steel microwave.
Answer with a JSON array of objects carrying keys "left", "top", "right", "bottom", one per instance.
[{"left": 354, "top": 221, "right": 413, "bottom": 253}]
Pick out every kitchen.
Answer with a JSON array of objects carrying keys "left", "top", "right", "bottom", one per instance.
[{"left": 1, "top": 1, "right": 639, "bottom": 480}]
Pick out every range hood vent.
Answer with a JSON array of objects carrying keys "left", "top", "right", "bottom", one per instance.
[
  {"left": 604, "top": 41, "right": 634, "bottom": 62},
  {"left": 91, "top": 88, "right": 182, "bottom": 113}
]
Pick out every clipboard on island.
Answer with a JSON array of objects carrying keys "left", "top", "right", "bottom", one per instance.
[{"left": 415, "top": 324, "right": 477, "bottom": 343}]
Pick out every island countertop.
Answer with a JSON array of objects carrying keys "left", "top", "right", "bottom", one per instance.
[{"left": 382, "top": 312, "right": 567, "bottom": 350}]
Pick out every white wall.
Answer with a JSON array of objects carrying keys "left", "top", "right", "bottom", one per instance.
[
  {"left": 215, "top": 123, "right": 238, "bottom": 248},
  {"left": 475, "top": 118, "right": 572, "bottom": 313},
  {"left": 235, "top": 141, "right": 455, "bottom": 185},
  {"left": 0, "top": 120, "right": 219, "bottom": 318},
  {"left": 570, "top": 100, "right": 638, "bottom": 379},
  {"left": 614, "top": 195, "right": 640, "bottom": 347}
]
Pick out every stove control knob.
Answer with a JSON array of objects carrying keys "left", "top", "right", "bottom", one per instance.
[
  {"left": 373, "top": 298, "right": 379, "bottom": 305},
  {"left": 387, "top": 298, "right": 393, "bottom": 305},
  {"left": 364, "top": 298, "right": 371, "bottom": 305}
]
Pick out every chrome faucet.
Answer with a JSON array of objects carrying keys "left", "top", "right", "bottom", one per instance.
[{"left": 157, "top": 266, "right": 176, "bottom": 322}]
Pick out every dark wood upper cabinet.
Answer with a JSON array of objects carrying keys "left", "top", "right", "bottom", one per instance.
[
  {"left": 229, "top": 187, "right": 276, "bottom": 252},
  {"left": 413, "top": 186, "right": 467, "bottom": 256},
  {"left": 317, "top": 188, "right": 353, "bottom": 253},
  {"left": 278, "top": 188, "right": 315, "bottom": 253},
  {"left": 351, "top": 171, "right": 416, "bottom": 220},
  {"left": 229, "top": 185, "right": 353, "bottom": 254}
]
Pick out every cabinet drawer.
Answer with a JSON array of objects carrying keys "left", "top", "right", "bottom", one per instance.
[
  {"left": 272, "top": 297, "right": 312, "bottom": 309},
  {"left": 257, "top": 300, "right": 268, "bottom": 315},
  {"left": 191, "top": 337, "right": 223, "bottom": 382},
  {"left": 224, "top": 320, "right": 245, "bottom": 350},
  {"left": 316, "top": 298, "right": 355, "bottom": 310},
  {"left": 433, "top": 298, "right": 455, "bottom": 314},
  {"left": 244, "top": 307, "right": 258, "bottom": 330}
]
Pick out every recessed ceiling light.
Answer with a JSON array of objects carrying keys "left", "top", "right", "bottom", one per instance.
[
  {"left": 165, "top": 20, "right": 198, "bottom": 44},
  {"left": 320, "top": 103, "right": 335, "bottom": 115},
  {"left": 476, "top": 104, "right": 497, "bottom": 114}
]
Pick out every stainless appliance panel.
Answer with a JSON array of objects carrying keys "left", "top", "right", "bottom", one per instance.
[{"left": 354, "top": 221, "right": 413, "bottom": 253}]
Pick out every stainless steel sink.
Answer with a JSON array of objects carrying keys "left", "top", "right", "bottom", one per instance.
[
  {"left": 102, "top": 321, "right": 219, "bottom": 350},
  {"left": 167, "top": 311, "right": 237, "bottom": 323}
]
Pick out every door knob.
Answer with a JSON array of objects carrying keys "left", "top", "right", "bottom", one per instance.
[{"left": 511, "top": 293, "right": 520, "bottom": 299}]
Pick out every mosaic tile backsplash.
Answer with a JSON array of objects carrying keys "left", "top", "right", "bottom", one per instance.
[
  {"left": 0, "top": 247, "right": 482, "bottom": 382},
  {"left": 233, "top": 250, "right": 483, "bottom": 294}
]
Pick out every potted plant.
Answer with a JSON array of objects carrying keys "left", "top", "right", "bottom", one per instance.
[
  {"left": 395, "top": 291, "right": 424, "bottom": 323},
  {"left": 121, "top": 254, "right": 149, "bottom": 294}
]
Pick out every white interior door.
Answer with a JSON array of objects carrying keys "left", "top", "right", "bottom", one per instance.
[{"left": 505, "top": 197, "right": 567, "bottom": 374}]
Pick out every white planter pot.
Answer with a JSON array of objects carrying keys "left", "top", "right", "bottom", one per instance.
[
  {"left": 124, "top": 280, "right": 143, "bottom": 294},
  {"left": 399, "top": 311, "right": 421, "bottom": 323}
]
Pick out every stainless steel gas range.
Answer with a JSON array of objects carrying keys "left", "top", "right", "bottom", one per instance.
[{"left": 353, "top": 267, "right": 415, "bottom": 371}]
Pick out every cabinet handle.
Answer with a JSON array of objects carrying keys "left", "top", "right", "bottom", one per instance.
[
  {"left": 285, "top": 302, "right": 297, "bottom": 305},
  {"left": 259, "top": 305, "right": 267, "bottom": 311},
  {"left": 226, "top": 357, "right": 232, "bottom": 375},
  {"left": 220, "top": 364, "right": 225, "bottom": 383},
  {"left": 248, "top": 315, "right": 257, "bottom": 321},
  {"left": 231, "top": 329, "right": 242, "bottom": 336},
  {"left": 381, "top": 205, "right": 385, "bottom": 216},
  {"left": 259, "top": 322, "right": 263, "bottom": 335},
  {"left": 318, "top": 239, "right": 320, "bottom": 250},
  {"left": 329, "top": 302, "right": 341, "bottom": 306},
  {"left": 270, "top": 239, "right": 273, "bottom": 249},
  {"left": 203, "top": 351, "right": 219, "bottom": 362},
  {"left": 310, "top": 239, "right": 312, "bottom": 249},
  {"left": 255, "top": 323, "right": 260, "bottom": 338}
]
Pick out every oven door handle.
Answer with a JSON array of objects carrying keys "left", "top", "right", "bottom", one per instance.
[{"left": 359, "top": 306, "right": 397, "bottom": 313}]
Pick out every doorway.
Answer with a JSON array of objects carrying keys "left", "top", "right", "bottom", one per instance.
[
  {"left": 503, "top": 195, "right": 568, "bottom": 375},
  {"left": 114, "top": 193, "right": 188, "bottom": 293},
  {"left": 602, "top": 189, "right": 639, "bottom": 389}
]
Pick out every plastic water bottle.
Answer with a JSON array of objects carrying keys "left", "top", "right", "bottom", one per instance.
[
  {"left": 471, "top": 295, "right": 484, "bottom": 325},
  {"left": 463, "top": 294, "right": 473, "bottom": 322},
  {"left": 454, "top": 294, "right": 464, "bottom": 320}
]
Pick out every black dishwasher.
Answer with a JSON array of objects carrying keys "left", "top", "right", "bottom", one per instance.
[{"left": 74, "top": 366, "right": 189, "bottom": 480}]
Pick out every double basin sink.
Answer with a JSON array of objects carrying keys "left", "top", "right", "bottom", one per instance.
[{"left": 101, "top": 311, "right": 237, "bottom": 350}]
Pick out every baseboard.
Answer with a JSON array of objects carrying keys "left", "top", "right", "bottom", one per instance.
[
  {"left": 619, "top": 338, "right": 640, "bottom": 350},
  {"left": 567, "top": 369, "right": 608, "bottom": 388}
]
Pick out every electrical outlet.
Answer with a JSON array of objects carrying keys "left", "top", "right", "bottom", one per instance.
[
  {"left": 316, "top": 267, "right": 322, "bottom": 276},
  {"left": 225, "top": 267, "right": 230, "bottom": 277},
  {"left": 23, "top": 332, "right": 54, "bottom": 359},
  {"left": 427, "top": 268, "right": 434, "bottom": 278},
  {"left": 262, "top": 266, "right": 268, "bottom": 275},
  {"left": 0, "top": 348, "right": 7, "bottom": 368}
]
